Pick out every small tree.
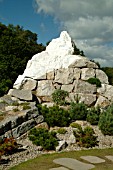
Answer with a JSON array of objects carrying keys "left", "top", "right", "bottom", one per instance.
[{"left": 98, "top": 105, "right": 113, "bottom": 135}]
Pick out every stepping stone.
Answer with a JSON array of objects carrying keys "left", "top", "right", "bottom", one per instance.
[
  {"left": 53, "top": 158, "right": 95, "bottom": 170},
  {"left": 105, "top": 156, "right": 113, "bottom": 162},
  {"left": 80, "top": 156, "right": 105, "bottom": 164},
  {"left": 50, "top": 167, "right": 69, "bottom": 170}
]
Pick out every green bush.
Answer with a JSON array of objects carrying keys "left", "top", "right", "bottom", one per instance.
[
  {"left": 70, "top": 122, "right": 82, "bottom": 131},
  {"left": 86, "top": 106, "right": 101, "bottom": 125},
  {"left": 52, "top": 89, "right": 69, "bottom": 105},
  {"left": 57, "top": 128, "right": 67, "bottom": 134},
  {"left": 28, "top": 128, "right": 58, "bottom": 150},
  {"left": 73, "top": 125, "right": 98, "bottom": 148},
  {"left": 69, "top": 102, "right": 88, "bottom": 121},
  {"left": 87, "top": 77, "right": 101, "bottom": 87},
  {"left": 98, "top": 105, "right": 113, "bottom": 135},
  {"left": 38, "top": 105, "right": 70, "bottom": 127}
]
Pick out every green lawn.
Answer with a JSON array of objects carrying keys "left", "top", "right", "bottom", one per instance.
[{"left": 9, "top": 148, "right": 113, "bottom": 170}]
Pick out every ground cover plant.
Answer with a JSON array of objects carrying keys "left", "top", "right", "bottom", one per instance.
[{"left": 0, "top": 137, "right": 18, "bottom": 160}]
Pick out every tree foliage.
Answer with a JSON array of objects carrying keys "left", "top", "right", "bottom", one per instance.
[
  {"left": 101, "top": 67, "right": 113, "bottom": 85},
  {"left": 0, "top": 22, "right": 45, "bottom": 96}
]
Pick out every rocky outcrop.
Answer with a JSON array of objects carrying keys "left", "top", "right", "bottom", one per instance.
[
  {"left": 3, "top": 31, "right": 111, "bottom": 108},
  {"left": 0, "top": 31, "right": 112, "bottom": 140}
]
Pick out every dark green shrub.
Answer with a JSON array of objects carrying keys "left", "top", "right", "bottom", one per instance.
[
  {"left": 86, "top": 106, "right": 101, "bottom": 125},
  {"left": 87, "top": 77, "right": 101, "bottom": 87},
  {"left": 28, "top": 128, "right": 58, "bottom": 150},
  {"left": 57, "top": 128, "right": 67, "bottom": 134},
  {"left": 52, "top": 89, "right": 69, "bottom": 105},
  {"left": 69, "top": 102, "right": 88, "bottom": 121},
  {"left": 38, "top": 105, "right": 70, "bottom": 127},
  {"left": 73, "top": 125, "right": 98, "bottom": 148},
  {"left": 98, "top": 105, "right": 113, "bottom": 135}
]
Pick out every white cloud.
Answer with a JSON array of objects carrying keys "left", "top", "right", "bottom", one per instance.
[{"left": 35, "top": 0, "right": 113, "bottom": 67}]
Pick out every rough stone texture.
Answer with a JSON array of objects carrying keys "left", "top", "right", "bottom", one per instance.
[
  {"left": 53, "top": 158, "right": 95, "bottom": 170},
  {"left": 21, "top": 78, "right": 37, "bottom": 90},
  {"left": 103, "top": 84, "right": 113, "bottom": 102},
  {"left": 56, "top": 140, "right": 68, "bottom": 152},
  {"left": 69, "top": 58, "right": 98, "bottom": 68},
  {"left": 96, "top": 69, "right": 109, "bottom": 84},
  {"left": 46, "top": 71, "right": 55, "bottom": 80},
  {"left": 35, "top": 122, "right": 49, "bottom": 130},
  {"left": 95, "top": 96, "right": 110, "bottom": 108},
  {"left": 36, "top": 80, "right": 55, "bottom": 96},
  {"left": 80, "top": 156, "right": 105, "bottom": 164},
  {"left": 68, "top": 93, "right": 96, "bottom": 106},
  {"left": 61, "top": 84, "right": 74, "bottom": 92},
  {"left": 73, "top": 68, "right": 81, "bottom": 80},
  {"left": 12, "top": 119, "right": 36, "bottom": 138},
  {"left": 8, "top": 89, "right": 32, "bottom": 101},
  {"left": 73, "top": 80, "right": 97, "bottom": 94},
  {"left": 55, "top": 68, "right": 74, "bottom": 84},
  {"left": 105, "top": 156, "right": 113, "bottom": 162},
  {"left": 81, "top": 68, "right": 95, "bottom": 80},
  {"left": 78, "top": 93, "right": 97, "bottom": 106}
]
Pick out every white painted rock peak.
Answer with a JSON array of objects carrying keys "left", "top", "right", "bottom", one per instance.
[{"left": 14, "top": 31, "right": 82, "bottom": 88}]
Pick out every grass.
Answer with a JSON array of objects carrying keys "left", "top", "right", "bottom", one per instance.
[{"left": 9, "top": 148, "right": 113, "bottom": 170}]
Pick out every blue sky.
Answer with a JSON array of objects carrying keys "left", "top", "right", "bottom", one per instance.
[
  {"left": 0, "top": 0, "right": 61, "bottom": 45},
  {"left": 0, "top": 0, "right": 113, "bottom": 67}
]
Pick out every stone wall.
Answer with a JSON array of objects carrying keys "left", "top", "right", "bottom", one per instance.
[
  {"left": 0, "top": 102, "right": 44, "bottom": 139},
  {"left": 9, "top": 57, "right": 112, "bottom": 108}
]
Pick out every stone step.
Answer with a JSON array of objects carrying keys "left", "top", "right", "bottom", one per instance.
[
  {"left": 53, "top": 158, "right": 95, "bottom": 170},
  {"left": 80, "top": 156, "right": 105, "bottom": 164}
]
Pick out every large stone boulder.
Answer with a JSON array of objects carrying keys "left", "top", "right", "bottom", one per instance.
[{"left": 8, "top": 31, "right": 112, "bottom": 107}]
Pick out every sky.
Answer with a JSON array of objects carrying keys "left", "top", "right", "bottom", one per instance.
[{"left": 0, "top": 0, "right": 113, "bottom": 67}]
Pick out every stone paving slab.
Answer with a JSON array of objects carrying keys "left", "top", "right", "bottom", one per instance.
[
  {"left": 80, "top": 156, "right": 105, "bottom": 164},
  {"left": 50, "top": 167, "right": 69, "bottom": 170},
  {"left": 105, "top": 156, "right": 113, "bottom": 162},
  {"left": 53, "top": 158, "right": 95, "bottom": 170}
]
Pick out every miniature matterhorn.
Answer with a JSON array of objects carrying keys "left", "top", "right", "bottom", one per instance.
[{"left": 14, "top": 31, "right": 83, "bottom": 89}]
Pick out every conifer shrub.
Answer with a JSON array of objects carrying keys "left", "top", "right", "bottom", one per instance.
[
  {"left": 87, "top": 77, "right": 101, "bottom": 87},
  {"left": 28, "top": 128, "right": 58, "bottom": 150},
  {"left": 73, "top": 125, "right": 98, "bottom": 148},
  {"left": 38, "top": 105, "right": 70, "bottom": 127},
  {"left": 52, "top": 89, "right": 69, "bottom": 105},
  {"left": 57, "top": 128, "right": 67, "bottom": 134},
  {"left": 98, "top": 104, "right": 113, "bottom": 135},
  {"left": 86, "top": 106, "right": 101, "bottom": 125},
  {"left": 69, "top": 102, "right": 88, "bottom": 121}
]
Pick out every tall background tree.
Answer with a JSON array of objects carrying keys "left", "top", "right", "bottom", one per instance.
[{"left": 0, "top": 23, "right": 45, "bottom": 96}]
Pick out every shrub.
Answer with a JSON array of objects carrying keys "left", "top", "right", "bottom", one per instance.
[
  {"left": 87, "top": 77, "right": 101, "bottom": 87},
  {"left": 38, "top": 105, "right": 70, "bottom": 127},
  {"left": 69, "top": 102, "right": 88, "bottom": 121},
  {"left": 70, "top": 122, "right": 82, "bottom": 131},
  {"left": 0, "top": 137, "right": 18, "bottom": 160},
  {"left": 28, "top": 128, "right": 58, "bottom": 150},
  {"left": 98, "top": 105, "right": 113, "bottom": 135},
  {"left": 86, "top": 106, "right": 101, "bottom": 125},
  {"left": 57, "top": 128, "right": 67, "bottom": 134},
  {"left": 52, "top": 89, "right": 69, "bottom": 105},
  {"left": 73, "top": 125, "right": 98, "bottom": 148}
]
